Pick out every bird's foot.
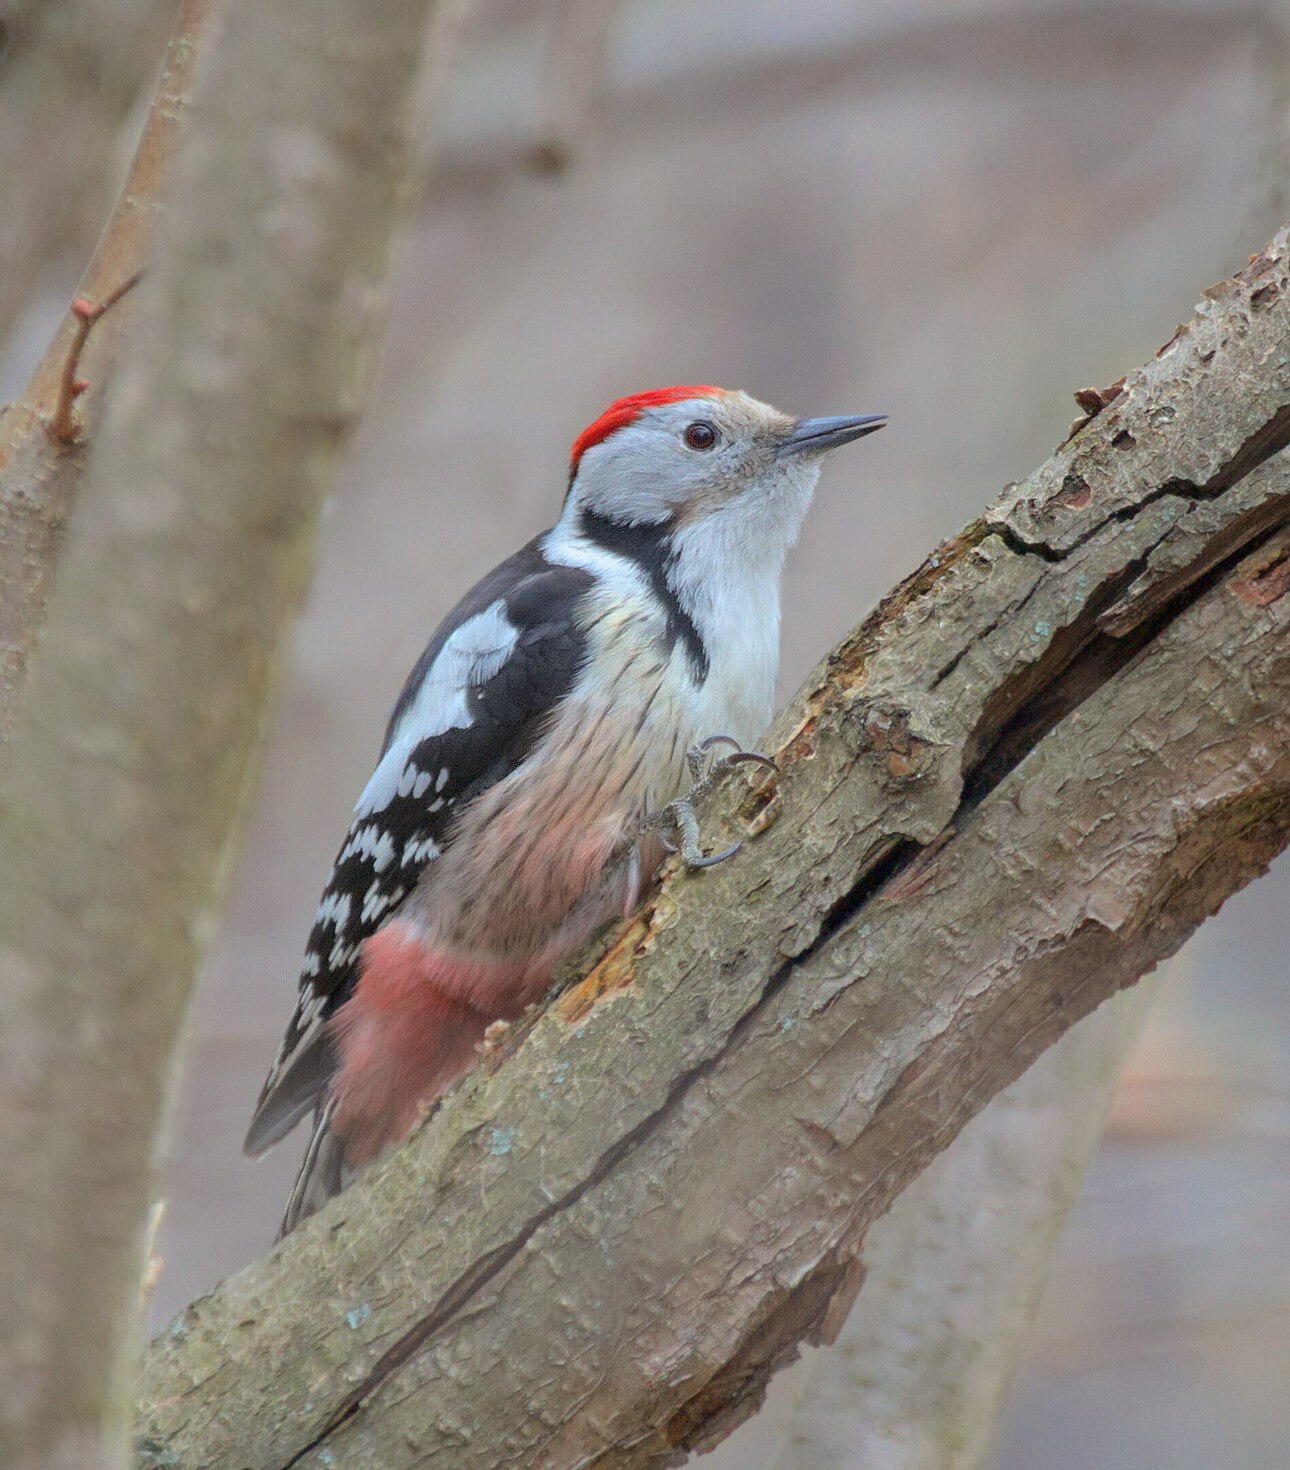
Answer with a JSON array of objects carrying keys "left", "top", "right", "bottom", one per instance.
[{"left": 645, "top": 735, "right": 778, "bottom": 869}]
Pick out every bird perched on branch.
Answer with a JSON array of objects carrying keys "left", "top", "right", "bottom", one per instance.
[{"left": 245, "top": 386, "right": 884, "bottom": 1234}]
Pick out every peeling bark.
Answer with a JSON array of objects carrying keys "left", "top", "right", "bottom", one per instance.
[{"left": 135, "top": 229, "right": 1290, "bottom": 1468}]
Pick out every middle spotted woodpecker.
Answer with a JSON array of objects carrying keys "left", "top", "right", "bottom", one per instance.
[{"left": 245, "top": 385, "right": 884, "bottom": 1232}]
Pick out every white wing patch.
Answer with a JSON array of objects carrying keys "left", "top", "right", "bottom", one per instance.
[
  {"left": 328, "top": 938, "right": 359, "bottom": 969},
  {"left": 354, "top": 599, "right": 519, "bottom": 817},
  {"left": 360, "top": 880, "right": 406, "bottom": 926},
  {"left": 338, "top": 821, "right": 397, "bottom": 873},
  {"left": 313, "top": 890, "right": 352, "bottom": 932},
  {"left": 402, "top": 833, "right": 441, "bottom": 866},
  {"left": 296, "top": 986, "right": 327, "bottom": 1028}
]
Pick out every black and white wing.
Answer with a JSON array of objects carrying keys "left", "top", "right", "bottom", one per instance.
[{"left": 244, "top": 539, "right": 593, "bottom": 1155}]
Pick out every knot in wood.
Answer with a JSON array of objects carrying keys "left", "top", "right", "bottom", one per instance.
[
  {"left": 858, "top": 705, "right": 930, "bottom": 783},
  {"left": 1231, "top": 532, "right": 1290, "bottom": 609}
]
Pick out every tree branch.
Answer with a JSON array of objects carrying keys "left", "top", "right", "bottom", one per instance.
[
  {"left": 44, "top": 267, "right": 146, "bottom": 444},
  {"left": 0, "top": 0, "right": 210, "bottom": 741},
  {"left": 0, "top": 0, "right": 439, "bottom": 1464},
  {"left": 761, "top": 979, "right": 1159, "bottom": 1470},
  {"left": 132, "top": 228, "right": 1290, "bottom": 1468},
  {"left": 0, "top": 0, "right": 175, "bottom": 351},
  {"left": 528, "top": 0, "right": 619, "bottom": 174}
]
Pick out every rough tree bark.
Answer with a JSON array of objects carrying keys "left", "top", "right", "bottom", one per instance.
[
  {"left": 134, "top": 230, "right": 1290, "bottom": 1468},
  {"left": 0, "top": 0, "right": 439, "bottom": 1466},
  {"left": 759, "top": 978, "right": 1159, "bottom": 1470}
]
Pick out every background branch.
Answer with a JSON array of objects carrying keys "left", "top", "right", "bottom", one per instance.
[
  {"left": 135, "top": 229, "right": 1290, "bottom": 1469},
  {"left": 0, "top": 0, "right": 209, "bottom": 740},
  {"left": 0, "top": 0, "right": 440, "bottom": 1465},
  {"left": 528, "top": 0, "right": 619, "bottom": 173},
  {"left": 0, "top": 0, "right": 175, "bottom": 351}
]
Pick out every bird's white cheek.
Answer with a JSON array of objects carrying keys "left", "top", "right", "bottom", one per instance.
[{"left": 761, "top": 461, "right": 821, "bottom": 547}]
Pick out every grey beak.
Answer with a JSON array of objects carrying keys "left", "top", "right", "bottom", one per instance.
[{"left": 778, "top": 413, "right": 886, "bottom": 458}]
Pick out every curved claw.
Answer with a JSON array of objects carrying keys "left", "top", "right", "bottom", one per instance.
[
  {"left": 722, "top": 750, "right": 778, "bottom": 773},
  {"left": 693, "top": 735, "right": 778, "bottom": 774},
  {"left": 648, "top": 735, "right": 778, "bottom": 873},
  {"left": 696, "top": 734, "right": 745, "bottom": 756},
  {"left": 654, "top": 806, "right": 740, "bottom": 869}
]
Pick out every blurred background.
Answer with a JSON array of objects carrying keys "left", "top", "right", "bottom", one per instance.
[{"left": 4, "top": 1, "right": 1288, "bottom": 1465}]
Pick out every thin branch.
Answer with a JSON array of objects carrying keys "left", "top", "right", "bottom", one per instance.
[
  {"left": 529, "top": 0, "right": 618, "bottom": 173},
  {"left": 45, "top": 269, "right": 145, "bottom": 444},
  {"left": 135, "top": 228, "right": 1290, "bottom": 1470},
  {"left": 0, "top": 0, "right": 210, "bottom": 741},
  {"left": 0, "top": 0, "right": 175, "bottom": 351}
]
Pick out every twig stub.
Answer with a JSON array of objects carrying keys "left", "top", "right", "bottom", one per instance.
[{"left": 45, "top": 269, "right": 145, "bottom": 446}]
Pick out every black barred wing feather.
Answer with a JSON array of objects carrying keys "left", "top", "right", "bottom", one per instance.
[{"left": 244, "top": 541, "right": 593, "bottom": 1154}]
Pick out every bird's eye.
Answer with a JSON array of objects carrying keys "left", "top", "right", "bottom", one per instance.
[{"left": 683, "top": 420, "right": 718, "bottom": 451}]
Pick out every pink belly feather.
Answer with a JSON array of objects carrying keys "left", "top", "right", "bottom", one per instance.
[{"left": 328, "top": 689, "right": 675, "bottom": 1168}]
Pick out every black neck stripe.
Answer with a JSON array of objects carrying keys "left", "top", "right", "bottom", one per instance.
[{"left": 578, "top": 508, "right": 709, "bottom": 683}]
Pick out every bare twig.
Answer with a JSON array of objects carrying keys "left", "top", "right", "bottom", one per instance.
[
  {"left": 45, "top": 269, "right": 144, "bottom": 444},
  {"left": 0, "top": 0, "right": 174, "bottom": 351},
  {"left": 0, "top": 0, "right": 211, "bottom": 741}
]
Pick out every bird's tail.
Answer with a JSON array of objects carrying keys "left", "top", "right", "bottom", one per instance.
[{"left": 278, "top": 1097, "right": 353, "bottom": 1240}]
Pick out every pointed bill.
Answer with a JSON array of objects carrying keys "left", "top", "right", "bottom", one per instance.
[{"left": 778, "top": 413, "right": 886, "bottom": 457}]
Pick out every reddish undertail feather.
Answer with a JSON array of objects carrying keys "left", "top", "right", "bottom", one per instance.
[
  {"left": 328, "top": 923, "right": 532, "bottom": 1167},
  {"left": 570, "top": 384, "right": 723, "bottom": 467}
]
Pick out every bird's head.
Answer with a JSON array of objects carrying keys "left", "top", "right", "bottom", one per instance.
[{"left": 563, "top": 386, "right": 883, "bottom": 573}]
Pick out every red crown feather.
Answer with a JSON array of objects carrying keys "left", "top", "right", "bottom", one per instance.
[{"left": 570, "top": 385, "right": 721, "bottom": 468}]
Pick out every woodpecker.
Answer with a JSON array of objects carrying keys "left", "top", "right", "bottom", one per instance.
[{"left": 245, "top": 385, "right": 884, "bottom": 1233}]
